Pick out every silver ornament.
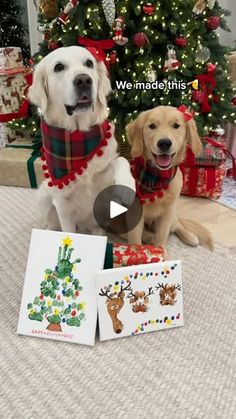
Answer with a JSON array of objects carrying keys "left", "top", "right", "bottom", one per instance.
[
  {"left": 195, "top": 45, "right": 211, "bottom": 63},
  {"left": 102, "top": 0, "right": 116, "bottom": 28}
]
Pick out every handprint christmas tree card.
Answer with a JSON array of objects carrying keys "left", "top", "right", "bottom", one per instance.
[
  {"left": 96, "top": 261, "right": 183, "bottom": 341},
  {"left": 17, "top": 229, "right": 107, "bottom": 346}
]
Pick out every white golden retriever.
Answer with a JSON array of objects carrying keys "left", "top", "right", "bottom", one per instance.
[{"left": 29, "top": 46, "right": 135, "bottom": 233}]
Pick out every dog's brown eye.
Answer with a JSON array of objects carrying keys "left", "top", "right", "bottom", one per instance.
[
  {"left": 86, "top": 59, "right": 93, "bottom": 68},
  {"left": 149, "top": 123, "right": 156, "bottom": 130},
  {"left": 54, "top": 63, "right": 65, "bottom": 72},
  {"left": 173, "top": 123, "right": 180, "bottom": 129}
]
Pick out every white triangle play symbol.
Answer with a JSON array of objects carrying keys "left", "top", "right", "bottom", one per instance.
[{"left": 110, "top": 200, "right": 128, "bottom": 219}]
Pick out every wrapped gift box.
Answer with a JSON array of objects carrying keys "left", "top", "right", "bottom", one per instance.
[
  {"left": 0, "top": 140, "right": 44, "bottom": 188},
  {"left": 180, "top": 163, "right": 226, "bottom": 199},
  {"left": 185, "top": 137, "right": 226, "bottom": 167},
  {"left": 0, "top": 47, "right": 32, "bottom": 123},
  {"left": 113, "top": 244, "right": 165, "bottom": 268}
]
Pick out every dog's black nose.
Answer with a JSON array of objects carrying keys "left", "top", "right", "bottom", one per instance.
[
  {"left": 157, "top": 138, "right": 172, "bottom": 152},
  {"left": 73, "top": 74, "right": 92, "bottom": 87}
]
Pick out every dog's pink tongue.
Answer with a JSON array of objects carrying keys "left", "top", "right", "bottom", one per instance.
[{"left": 155, "top": 154, "right": 172, "bottom": 168}]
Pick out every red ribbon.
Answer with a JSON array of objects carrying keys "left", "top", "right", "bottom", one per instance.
[
  {"left": 197, "top": 72, "right": 216, "bottom": 113},
  {"left": 78, "top": 36, "right": 115, "bottom": 70}
]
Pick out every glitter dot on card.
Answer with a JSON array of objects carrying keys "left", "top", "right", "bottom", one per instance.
[
  {"left": 160, "top": 320, "right": 162, "bottom": 323},
  {"left": 145, "top": 322, "right": 148, "bottom": 326},
  {"left": 174, "top": 264, "right": 177, "bottom": 267},
  {"left": 164, "top": 275, "right": 167, "bottom": 278},
  {"left": 166, "top": 270, "right": 170, "bottom": 274},
  {"left": 129, "top": 275, "right": 133, "bottom": 278},
  {"left": 124, "top": 276, "right": 129, "bottom": 281},
  {"left": 115, "top": 281, "right": 119, "bottom": 285},
  {"left": 155, "top": 273, "right": 158, "bottom": 276},
  {"left": 161, "top": 271, "right": 164, "bottom": 275},
  {"left": 156, "top": 319, "right": 159, "bottom": 323},
  {"left": 135, "top": 329, "right": 138, "bottom": 333},
  {"left": 150, "top": 272, "right": 153, "bottom": 276},
  {"left": 146, "top": 273, "right": 149, "bottom": 277},
  {"left": 171, "top": 266, "right": 175, "bottom": 270},
  {"left": 164, "top": 316, "right": 168, "bottom": 322},
  {"left": 148, "top": 320, "right": 151, "bottom": 324},
  {"left": 171, "top": 316, "right": 175, "bottom": 320},
  {"left": 166, "top": 319, "right": 172, "bottom": 325},
  {"left": 140, "top": 273, "right": 143, "bottom": 276},
  {"left": 121, "top": 280, "right": 124, "bottom": 284}
]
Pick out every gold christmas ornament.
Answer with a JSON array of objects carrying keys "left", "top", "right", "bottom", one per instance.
[{"left": 39, "top": 0, "right": 59, "bottom": 19}]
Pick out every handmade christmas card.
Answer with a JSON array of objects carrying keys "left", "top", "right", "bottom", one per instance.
[
  {"left": 17, "top": 229, "right": 107, "bottom": 346},
  {"left": 96, "top": 261, "right": 183, "bottom": 341}
]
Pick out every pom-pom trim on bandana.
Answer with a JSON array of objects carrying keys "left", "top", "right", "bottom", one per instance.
[{"left": 40, "top": 119, "right": 112, "bottom": 189}]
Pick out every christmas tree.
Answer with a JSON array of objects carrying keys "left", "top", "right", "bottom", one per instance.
[
  {"left": 14, "top": 0, "right": 236, "bottom": 154},
  {"left": 27, "top": 237, "right": 86, "bottom": 332},
  {"left": 0, "top": 0, "right": 29, "bottom": 59}
]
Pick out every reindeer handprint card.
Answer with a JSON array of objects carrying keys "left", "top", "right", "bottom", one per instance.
[
  {"left": 96, "top": 261, "right": 183, "bottom": 341},
  {"left": 17, "top": 229, "right": 107, "bottom": 346}
]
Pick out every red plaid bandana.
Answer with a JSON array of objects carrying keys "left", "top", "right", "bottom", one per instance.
[
  {"left": 131, "top": 156, "right": 177, "bottom": 204},
  {"left": 40, "top": 119, "right": 112, "bottom": 188}
]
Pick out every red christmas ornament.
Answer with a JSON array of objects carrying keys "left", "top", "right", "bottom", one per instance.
[
  {"left": 231, "top": 97, "right": 236, "bottom": 106},
  {"left": 48, "top": 40, "right": 60, "bottom": 50},
  {"left": 175, "top": 36, "right": 188, "bottom": 47},
  {"left": 143, "top": 3, "right": 156, "bottom": 15},
  {"left": 213, "top": 95, "right": 220, "bottom": 104},
  {"left": 133, "top": 32, "right": 148, "bottom": 48},
  {"left": 192, "top": 90, "right": 206, "bottom": 104},
  {"left": 207, "top": 16, "right": 220, "bottom": 31},
  {"left": 44, "top": 32, "right": 50, "bottom": 41},
  {"left": 109, "top": 50, "right": 118, "bottom": 64}
]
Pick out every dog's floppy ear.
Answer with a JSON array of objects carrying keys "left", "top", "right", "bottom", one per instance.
[
  {"left": 28, "top": 61, "right": 48, "bottom": 114},
  {"left": 97, "top": 61, "right": 112, "bottom": 110},
  {"left": 185, "top": 119, "right": 202, "bottom": 156},
  {"left": 126, "top": 112, "right": 146, "bottom": 158}
]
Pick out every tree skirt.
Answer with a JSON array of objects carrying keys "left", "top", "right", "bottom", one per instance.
[{"left": 0, "top": 186, "right": 235, "bottom": 419}]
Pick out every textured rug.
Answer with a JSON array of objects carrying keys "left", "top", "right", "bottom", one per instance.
[{"left": 0, "top": 186, "right": 236, "bottom": 419}]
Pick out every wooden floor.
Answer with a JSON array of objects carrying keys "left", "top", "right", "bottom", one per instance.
[{"left": 178, "top": 196, "right": 236, "bottom": 247}]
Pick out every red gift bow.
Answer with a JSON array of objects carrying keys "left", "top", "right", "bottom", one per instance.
[
  {"left": 196, "top": 71, "right": 216, "bottom": 113},
  {"left": 177, "top": 105, "right": 194, "bottom": 121},
  {"left": 78, "top": 36, "right": 115, "bottom": 70}
]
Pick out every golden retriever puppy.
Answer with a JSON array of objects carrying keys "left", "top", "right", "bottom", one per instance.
[
  {"left": 28, "top": 46, "right": 135, "bottom": 233},
  {"left": 126, "top": 106, "right": 213, "bottom": 256}
]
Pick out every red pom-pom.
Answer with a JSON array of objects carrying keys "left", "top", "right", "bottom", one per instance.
[
  {"left": 157, "top": 191, "right": 164, "bottom": 198},
  {"left": 70, "top": 174, "right": 76, "bottom": 181},
  {"left": 41, "top": 155, "right": 46, "bottom": 161},
  {"left": 163, "top": 185, "right": 169, "bottom": 190},
  {"left": 58, "top": 184, "right": 64, "bottom": 189},
  {"left": 82, "top": 162, "right": 87, "bottom": 169},
  {"left": 102, "top": 139, "right": 108, "bottom": 146},
  {"left": 64, "top": 180, "right": 69, "bottom": 185},
  {"left": 48, "top": 181, "right": 53, "bottom": 187},
  {"left": 44, "top": 173, "right": 50, "bottom": 179},
  {"left": 207, "top": 16, "right": 220, "bottom": 31},
  {"left": 97, "top": 150, "right": 103, "bottom": 156},
  {"left": 107, "top": 123, "right": 111, "bottom": 130},
  {"left": 140, "top": 199, "right": 145, "bottom": 205},
  {"left": 42, "top": 164, "right": 47, "bottom": 170},
  {"left": 133, "top": 32, "right": 148, "bottom": 48},
  {"left": 106, "top": 131, "right": 112, "bottom": 139},
  {"left": 77, "top": 169, "right": 83, "bottom": 175},
  {"left": 149, "top": 196, "right": 155, "bottom": 203}
]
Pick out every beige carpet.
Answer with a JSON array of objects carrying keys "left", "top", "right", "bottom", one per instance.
[{"left": 0, "top": 186, "right": 236, "bottom": 419}]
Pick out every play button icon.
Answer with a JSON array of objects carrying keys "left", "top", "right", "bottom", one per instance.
[
  {"left": 110, "top": 201, "right": 128, "bottom": 219},
  {"left": 93, "top": 185, "right": 143, "bottom": 235}
]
